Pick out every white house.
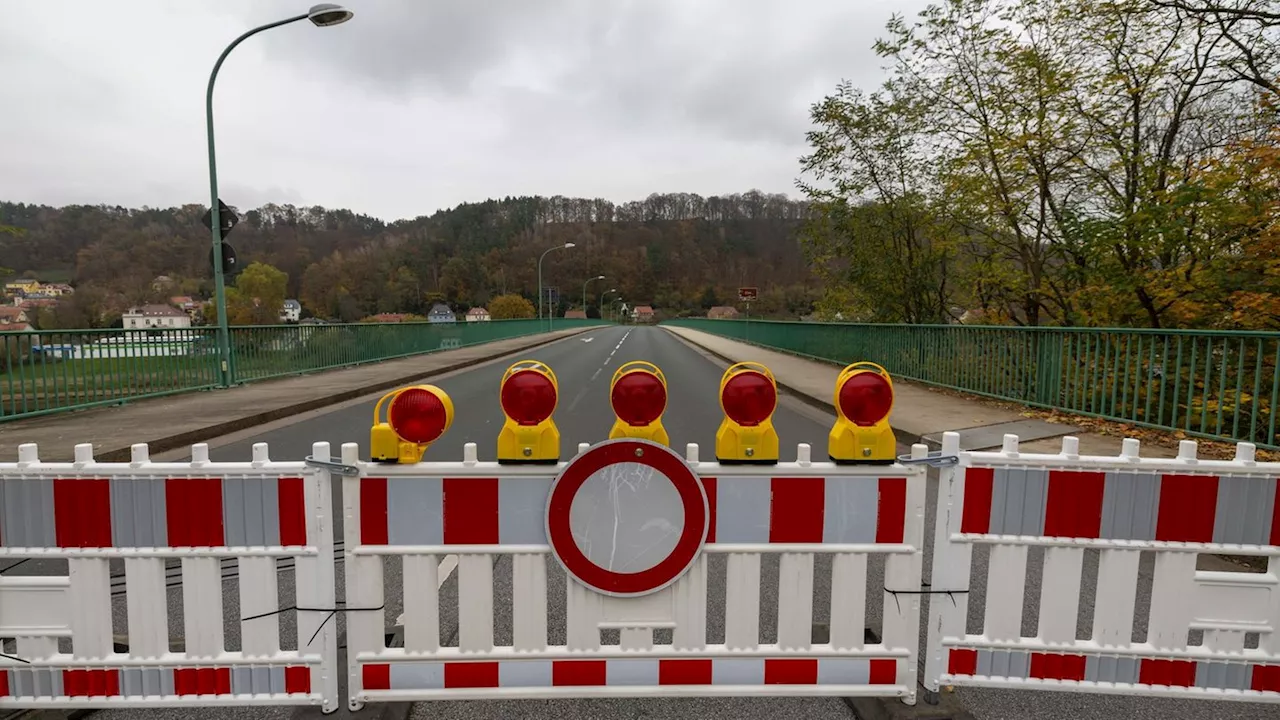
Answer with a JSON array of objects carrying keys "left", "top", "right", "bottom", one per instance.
[
  {"left": 465, "top": 307, "right": 491, "bottom": 322},
  {"left": 280, "top": 299, "right": 302, "bottom": 323},
  {"left": 123, "top": 304, "right": 192, "bottom": 330}
]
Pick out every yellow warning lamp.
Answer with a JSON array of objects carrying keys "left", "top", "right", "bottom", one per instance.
[
  {"left": 715, "top": 362, "right": 779, "bottom": 464},
  {"left": 497, "top": 360, "right": 561, "bottom": 464},
  {"left": 370, "top": 385, "right": 454, "bottom": 464},
  {"left": 828, "top": 362, "right": 896, "bottom": 464},
  {"left": 608, "top": 361, "right": 670, "bottom": 446}
]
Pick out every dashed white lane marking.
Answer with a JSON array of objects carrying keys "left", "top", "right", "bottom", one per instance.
[{"left": 602, "top": 329, "right": 631, "bottom": 366}]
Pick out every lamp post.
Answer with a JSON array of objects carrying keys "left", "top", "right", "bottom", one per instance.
[
  {"left": 613, "top": 298, "right": 625, "bottom": 323},
  {"left": 207, "top": 4, "right": 353, "bottom": 387},
  {"left": 537, "top": 242, "right": 574, "bottom": 331},
  {"left": 582, "top": 275, "right": 605, "bottom": 318},
  {"left": 599, "top": 287, "right": 616, "bottom": 320}
]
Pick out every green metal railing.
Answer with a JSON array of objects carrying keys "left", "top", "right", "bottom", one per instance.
[
  {"left": 665, "top": 318, "right": 1280, "bottom": 449},
  {"left": 1, "top": 319, "right": 604, "bottom": 422}
]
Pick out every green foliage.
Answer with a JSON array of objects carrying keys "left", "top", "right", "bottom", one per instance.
[
  {"left": 488, "top": 293, "right": 535, "bottom": 320},
  {"left": 800, "top": 0, "right": 1280, "bottom": 329}
]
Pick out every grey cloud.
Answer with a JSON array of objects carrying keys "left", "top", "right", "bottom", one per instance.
[
  {"left": 3, "top": 0, "right": 927, "bottom": 219},
  {"left": 256, "top": 0, "right": 597, "bottom": 95},
  {"left": 251, "top": 0, "right": 923, "bottom": 147}
]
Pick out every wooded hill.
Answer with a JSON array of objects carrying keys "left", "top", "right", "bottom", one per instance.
[{"left": 0, "top": 191, "right": 818, "bottom": 325}]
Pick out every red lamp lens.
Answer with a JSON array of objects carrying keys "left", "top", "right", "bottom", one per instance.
[
  {"left": 389, "top": 388, "right": 448, "bottom": 444},
  {"left": 611, "top": 371, "right": 666, "bottom": 426},
  {"left": 838, "top": 372, "right": 893, "bottom": 426},
  {"left": 501, "top": 370, "right": 557, "bottom": 425},
  {"left": 721, "top": 371, "right": 776, "bottom": 426}
]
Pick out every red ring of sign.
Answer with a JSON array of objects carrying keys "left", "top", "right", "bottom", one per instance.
[{"left": 546, "top": 439, "right": 708, "bottom": 596}]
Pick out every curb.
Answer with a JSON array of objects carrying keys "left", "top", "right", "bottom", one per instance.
[
  {"left": 93, "top": 328, "right": 590, "bottom": 462},
  {"left": 662, "top": 327, "right": 928, "bottom": 447}
]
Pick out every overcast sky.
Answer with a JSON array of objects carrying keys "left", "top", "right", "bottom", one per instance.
[{"left": 1, "top": 0, "right": 928, "bottom": 221}]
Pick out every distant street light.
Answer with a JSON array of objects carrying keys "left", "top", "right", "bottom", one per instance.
[
  {"left": 537, "top": 242, "right": 574, "bottom": 331},
  {"left": 599, "top": 287, "right": 617, "bottom": 319},
  {"left": 206, "top": 4, "right": 353, "bottom": 386},
  {"left": 582, "top": 275, "right": 605, "bottom": 317}
]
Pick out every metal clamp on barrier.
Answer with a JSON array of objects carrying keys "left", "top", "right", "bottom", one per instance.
[
  {"left": 305, "top": 456, "right": 361, "bottom": 476},
  {"left": 896, "top": 451, "right": 958, "bottom": 467}
]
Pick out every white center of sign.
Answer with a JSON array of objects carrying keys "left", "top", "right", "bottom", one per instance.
[{"left": 567, "top": 461, "right": 686, "bottom": 574}]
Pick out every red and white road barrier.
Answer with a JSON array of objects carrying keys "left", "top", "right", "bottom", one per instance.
[
  {"left": 923, "top": 432, "right": 1280, "bottom": 703},
  {"left": 0, "top": 442, "right": 338, "bottom": 712},
  {"left": 340, "top": 439, "right": 928, "bottom": 709}
]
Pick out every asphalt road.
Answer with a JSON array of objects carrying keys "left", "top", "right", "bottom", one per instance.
[{"left": 33, "top": 325, "right": 1277, "bottom": 720}]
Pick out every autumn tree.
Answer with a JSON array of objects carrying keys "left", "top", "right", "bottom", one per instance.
[
  {"left": 488, "top": 294, "right": 535, "bottom": 319},
  {"left": 208, "top": 262, "right": 288, "bottom": 325},
  {"left": 800, "top": 0, "right": 1279, "bottom": 328},
  {"left": 800, "top": 83, "right": 956, "bottom": 323}
]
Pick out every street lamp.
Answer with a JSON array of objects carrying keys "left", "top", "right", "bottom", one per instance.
[
  {"left": 613, "top": 297, "right": 625, "bottom": 323},
  {"left": 537, "top": 242, "right": 574, "bottom": 331},
  {"left": 582, "top": 275, "right": 605, "bottom": 317},
  {"left": 206, "top": 4, "right": 353, "bottom": 387},
  {"left": 599, "top": 287, "right": 616, "bottom": 320}
]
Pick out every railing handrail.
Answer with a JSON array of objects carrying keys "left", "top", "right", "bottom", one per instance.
[{"left": 663, "top": 317, "right": 1279, "bottom": 338}]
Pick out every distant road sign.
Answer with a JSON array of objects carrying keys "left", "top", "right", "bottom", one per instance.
[{"left": 739, "top": 287, "right": 758, "bottom": 302}]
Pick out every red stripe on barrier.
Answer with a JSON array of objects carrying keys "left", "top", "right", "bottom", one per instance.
[
  {"left": 54, "top": 479, "right": 112, "bottom": 548},
  {"left": 1138, "top": 658, "right": 1196, "bottom": 687},
  {"left": 1045, "top": 472, "right": 1106, "bottom": 539},
  {"left": 1155, "top": 475, "right": 1218, "bottom": 543},
  {"left": 166, "top": 478, "right": 224, "bottom": 547},
  {"left": 1029, "top": 653, "right": 1087, "bottom": 681},
  {"left": 869, "top": 659, "right": 897, "bottom": 685},
  {"left": 173, "top": 667, "right": 232, "bottom": 695},
  {"left": 876, "top": 478, "right": 907, "bottom": 543},
  {"left": 764, "top": 658, "right": 817, "bottom": 684},
  {"left": 1270, "top": 480, "right": 1280, "bottom": 546},
  {"left": 284, "top": 666, "right": 311, "bottom": 694},
  {"left": 278, "top": 478, "right": 307, "bottom": 546},
  {"left": 948, "top": 649, "right": 978, "bottom": 676},
  {"left": 363, "top": 664, "right": 390, "bottom": 690},
  {"left": 769, "top": 478, "right": 824, "bottom": 543},
  {"left": 552, "top": 660, "right": 606, "bottom": 686},
  {"left": 63, "top": 669, "right": 85, "bottom": 697},
  {"left": 701, "top": 477, "right": 717, "bottom": 544},
  {"left": 1252, "top": 664, "right": 1280, "bottom": 693},
  {"left": 0, "top": 668, "right": 7, "bottom": 697},
  {"left": 658, "top": 659, "right": 713, "bottom": 685},
  {"left": 443, "top": 478, "right": 499, "bottom": 545},
  {"left": 360, "top": 478, "right": 388, "bottom": 545},
  {"left": 63, "top": 669, "right": 109, "bottom": 697},
  {"left": 1251, "top": 664, "right": 1280, "bottom": 693},
  {"left": 444, "top": 662, "right": 499, "bottom": 688},
  {"left": 960, "top": 468, "right": 994, "bottom": 534}
]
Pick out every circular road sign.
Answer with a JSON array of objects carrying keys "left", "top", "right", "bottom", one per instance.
[{"left": 545, "top": 438, "right": 709, "bottom": 597}]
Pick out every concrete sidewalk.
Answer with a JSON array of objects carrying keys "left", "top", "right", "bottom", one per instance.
[
  {"left": 0, "top": 328, "right": 590, "bottom": 462},
  {"left": 665, "top": 326, "right": 1181, "bottom": 459}
]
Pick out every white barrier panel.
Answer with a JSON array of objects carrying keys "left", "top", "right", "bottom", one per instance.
[
  {"left": 0, "top": 441, "right": 339, "bottom": 712},
  {"left": 341, "top": 439, "right": 928, "bottom": 710},
  {"left": 924, "top": 432, "right": 1280, "bottom": 703}
]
